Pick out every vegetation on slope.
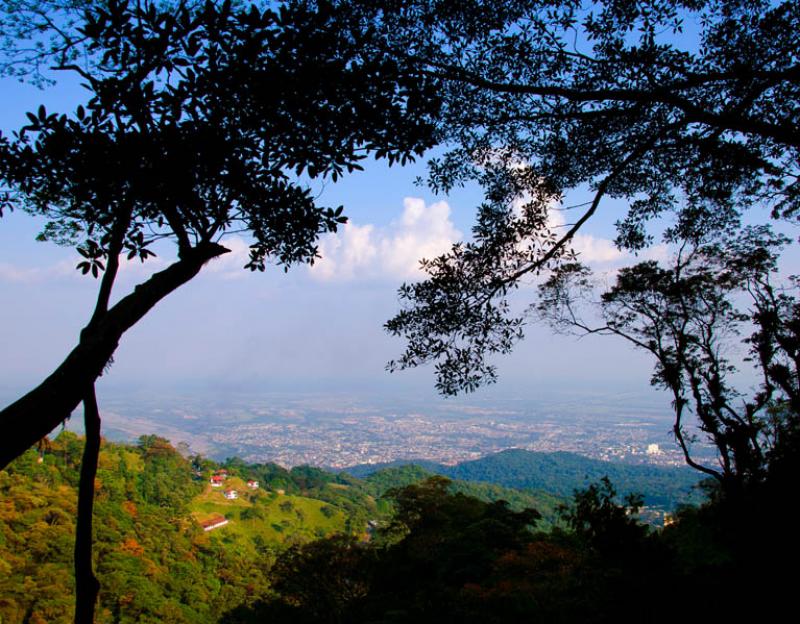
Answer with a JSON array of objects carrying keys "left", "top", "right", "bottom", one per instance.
[
  {"left": 0, "top": 434, "right": 567, "bottom": 622},
  {"left": 0, "top": 434, "right": 273, "bottom": 623},
  {"left": 224, "top": 475, "right": 798, "bottom": 624},
  {"left": 361, "top": 464, "right": 564, "bottom": 526}
]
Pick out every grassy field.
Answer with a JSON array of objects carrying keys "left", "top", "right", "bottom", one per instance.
[{"left": 189, "top": 479, "right": 349, "bottom": 549}]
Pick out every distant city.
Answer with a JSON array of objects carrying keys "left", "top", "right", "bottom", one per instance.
[{"left": 58, "top": 389, "right": 717, "bottom": 469}]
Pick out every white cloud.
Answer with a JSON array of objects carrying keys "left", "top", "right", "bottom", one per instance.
[
  {"left": 571, "top": 234, "right": 625, "bottom": 264},
  {"left": 0, "top": 258, "right": 77, "bottom": 282},
  {"left": 638, "top": 243, "right": 671, "bottom": 263},
  {"left": 310, "top": 197, "right": 462, "bottom": 282},
  {"left": 0, "top": 262, "right": 43, "bottom": 282}
]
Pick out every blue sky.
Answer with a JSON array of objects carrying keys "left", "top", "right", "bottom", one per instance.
[{"left": 0, "top": 69, "right": 700, "bottom": 409}]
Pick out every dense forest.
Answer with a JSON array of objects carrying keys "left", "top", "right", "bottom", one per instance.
[
  {"left": 2, "top": 433, "right": 794, "bottom": 623},
  {"left": 1, "top": 435, "right": 271, "bottom": 622}
]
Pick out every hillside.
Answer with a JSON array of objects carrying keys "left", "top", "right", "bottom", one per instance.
[
  {"left": 344, "top": 448, "right": 705, "bottom": 508},
  {"left": 190, "top": 482, "right": 349, "bottom": 547},
  {"left": 0, "top": 434, "right": 567, "bottom": 622},
  {"left": 0, "top": 434, "right": 275, "bottom": 623},
  {"left": 3, "top": 433, "right": 784, "bottom": 624}
]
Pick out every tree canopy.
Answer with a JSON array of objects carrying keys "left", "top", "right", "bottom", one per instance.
[
  {"left": 537, "top": 227, "right": 799, "bottom": 496},
  {"left": 376, "top": 0, "right": 799, "bottom": 394},
  {"left": 0, "top": 4, "right": 442, "bottom": 615}
]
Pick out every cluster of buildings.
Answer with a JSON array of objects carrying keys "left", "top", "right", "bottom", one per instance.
[
  {"left": 208, "top": 469, "right": 260, "bottom": 500},
  {"left": 205, "top": 407, "right": 695, "bottom": 469}
]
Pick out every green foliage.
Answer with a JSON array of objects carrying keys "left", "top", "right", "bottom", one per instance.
[
  {"left": 229, "top": 477, "right": 545, "bottom": 623},
  {"left": 278, "top": 500, "right": 294, "bottom": 514},
  {"left": 271, "top": 534, "right": 375, "bottom": 623},
  {"left": 4, "top": 436, "right": 794, "bottom": 623},
  {"left": 229, "top": 474, "right": 799, "bottom": 624},
  {"left": 559, "top": 477, "right": 649, "bottom": 560},
  {"left": 191, "top": 483, "right": 348, "bottom": 548},
  {"left": 136, "top": 436, "right": 201, "bottom": 512},
  {"left": 460, "top": 449, "right": 702, "bottom": 508},
  {"left": 361, "top": 463, "right": 564, "bottom": 526}
]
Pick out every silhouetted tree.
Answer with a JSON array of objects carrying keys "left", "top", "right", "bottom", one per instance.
[
  {"left": 230, "top": 478, "right": 543, "bottom": 624},
  {"left": 0, "top": 1, "right": 97, "bottom": 84},
  {"left": 537, "top": 227, "right": 800, "bottom": 497},
  {"left": 374, "top": 0, "right": 799, "bottom": 394},
  {"left": 559, "top": 476, "right": 647, "bottom": 560},
  {"left": 271, "top": 534, "right": 374, "bottom": 624},
  {"left": 1, "top": 1, "right": 439, "bottom": 619}
]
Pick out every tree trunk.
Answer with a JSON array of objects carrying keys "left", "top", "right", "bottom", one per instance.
[
  {"left": 74, "top": 385, "right": 101, "bottom": 624},
  {"left": 0, "top": 242, "right": 228, "bottom": 469}
]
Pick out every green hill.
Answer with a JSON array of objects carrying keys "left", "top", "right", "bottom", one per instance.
[
  {"left": 190, "top": 484, "right": 349, "bottom": 546},
  {"left": 444, "top": 449, "right": 704, "bottom": 507},
  {"left": 0, "top": 435, "right": 376, "bottom": 623},
  {"left": 0, "top": 434, "right": 276, "bottom": 623},
  {"left": 344, "top": 448, "right": 705, "bottom": 508}
]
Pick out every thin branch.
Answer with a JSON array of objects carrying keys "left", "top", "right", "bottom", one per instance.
[{"left": 87, "top": 207, "right": 132, "bottom": 329}]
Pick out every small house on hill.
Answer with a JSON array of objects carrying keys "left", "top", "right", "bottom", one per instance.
[
  {"left": 247, "top": 480, "right": 259, "bottom": 489},
  {"left": 199, "top": 514, "right": 229, "bottom": 532},
  {"left": 210, "top": 475, "right": 225, "bottom": 487},
  {"left": 224, "top": 489, "right": 238, "bottom": 500}
]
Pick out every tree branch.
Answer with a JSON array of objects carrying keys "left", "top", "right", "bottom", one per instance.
[
  {"left": 426, "top": 63, "right": 800, "bottom": 148},
  {"left": 87, "top": 208, "right": 132, "bottom": 329}
]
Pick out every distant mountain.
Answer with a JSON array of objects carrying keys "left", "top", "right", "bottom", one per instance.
[{"left": 342, "top": 449, "right": 705, "bottom": 508}]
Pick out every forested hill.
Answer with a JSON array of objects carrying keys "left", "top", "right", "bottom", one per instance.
[
  {"left": 0, "top": 433, "right": 565, "bottom": 623},
  {"left": 344, "top": 448, "right": 705, "bottom": 508},
  {"left": 360, "top": 464, "right": 564, "bottom": 523}
]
